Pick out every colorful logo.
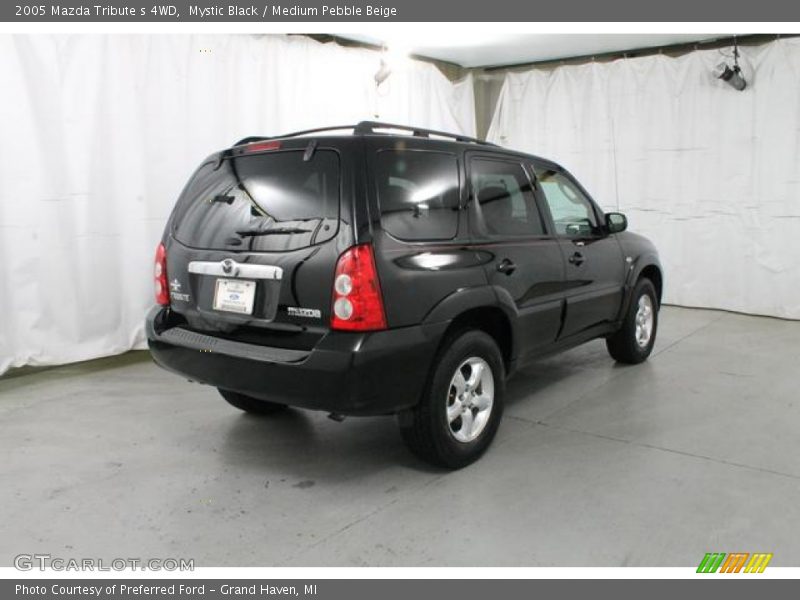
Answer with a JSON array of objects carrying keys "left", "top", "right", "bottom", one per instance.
[{"left": 697, "top": 553, "right": 772, "bottom": 573}]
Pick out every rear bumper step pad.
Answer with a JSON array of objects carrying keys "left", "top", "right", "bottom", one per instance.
[{"left": 158, "top": 327, "right": 309, "bottom": 364}]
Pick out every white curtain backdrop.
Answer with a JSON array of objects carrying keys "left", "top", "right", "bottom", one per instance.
[
  {"left": 488, "top": 38, "right": 800, "bottom": 320},
  {"left": 0, "top": 34, "right": 476, "bottom": 374}
]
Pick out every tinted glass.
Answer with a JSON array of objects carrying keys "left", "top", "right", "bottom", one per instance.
[
  {"left": 172, "top": 150, "right": 339, "bottom": 252},
  {"left": 536, "top": 169, "right": 599, "bottom": 236},
  {"left": 376, "top": 150, "right": 460, "bottom": 241},
  {"left": 471, "top": 159, "right": 544, "bottom": 236}
]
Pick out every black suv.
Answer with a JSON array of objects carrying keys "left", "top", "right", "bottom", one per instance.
[{"left": 147, "top": 121, "right": 662, "bottom": 468}]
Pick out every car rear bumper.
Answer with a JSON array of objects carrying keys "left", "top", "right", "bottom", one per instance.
[{"left": 145, "top": 307, "right": 448, "bottom": 416}]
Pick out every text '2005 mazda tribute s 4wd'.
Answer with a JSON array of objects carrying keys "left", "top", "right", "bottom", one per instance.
[{"left": 147, "top": 121, "right": 662, "bottom": 468}]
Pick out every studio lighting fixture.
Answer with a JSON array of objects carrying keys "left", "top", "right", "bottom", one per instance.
[
  {"left": 374, "top": 57, "right": 391, "bottom": 86},
  {"left": 374, "top": 43, "right": 411, "bottom": 87},
  {"left": 713, "top": 38, "right": 747, "bottom": 91}
]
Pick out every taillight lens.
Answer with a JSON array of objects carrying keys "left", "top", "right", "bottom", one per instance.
[
  {"left": 331, "top": 244, "right": 387, "bottom": 331},
  {"left": 154, "top": 243, "right": 169, "bottom": 306}
]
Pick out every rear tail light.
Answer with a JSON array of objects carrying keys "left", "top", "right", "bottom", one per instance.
[
  {"left": 331, "top": 244, "right": 387, "bottom": 331},
  {"left": 154, "top": 243, "right": 169, "bottom": 306}
]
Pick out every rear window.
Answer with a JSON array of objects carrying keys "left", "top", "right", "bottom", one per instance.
[
  {"left": 172, "top": 150, "right": 340, "bottom": 252},
  {"left": 375, "top": 150, "right": 460, "bottom": 241}
]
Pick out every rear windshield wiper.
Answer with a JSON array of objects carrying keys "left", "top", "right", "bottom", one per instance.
[{"left": 236, "top": 227, "right": 311, "bottom": 237}]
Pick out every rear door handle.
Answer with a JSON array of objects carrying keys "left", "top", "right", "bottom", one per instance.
[
  {"left": 496, "top": 258, "right": 516, "bottom": 275},
  {"left": 568, "top": 252, "right": 585, "bottom": 266}
]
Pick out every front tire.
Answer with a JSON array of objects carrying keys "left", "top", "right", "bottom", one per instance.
[
  {"left": 606, "top": 278, "right": 658, "bottom": 364},
  {"left": 400, "top": 330, "right": 505, "bottom": 469},
  {"left": 218, "top": 389, "right": 288, "bottom": 415}
]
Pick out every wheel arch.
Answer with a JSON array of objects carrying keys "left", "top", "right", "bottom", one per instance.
[
  {"left": 440, "top": 307, "right": 514, "bottom": 373},
  {"left": 616, "top": 256, "right": 663, "bottom": 323},
  {"left": 639, "top": 263, "right": 663, "bottom": 306},
  {"left": 422, "top": 286, "right": 517, "bottom": 374}
]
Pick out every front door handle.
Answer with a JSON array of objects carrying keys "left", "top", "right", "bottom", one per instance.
[
  {"left": 496, "top": 258, "right": 516, "bottom": 275},
  {"left": 568, "top": 252, "right": 585, "bottom": 266}
]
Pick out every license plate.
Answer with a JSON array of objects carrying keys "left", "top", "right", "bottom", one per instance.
[{"left": 213, "top": 279, "right": 256, "bottom": 315}]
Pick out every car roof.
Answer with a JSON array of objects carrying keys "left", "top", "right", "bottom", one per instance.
[{"left": 227, "top": 121, "right": 564, "bottom": 171}]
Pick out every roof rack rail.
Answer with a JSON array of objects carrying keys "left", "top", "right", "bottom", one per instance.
[
  {"left": 232, "top": 121, "right": 494, "bottom": 147},
  {"left": 233, "top": 125, "right": 356, "bottom": 147},
  {"left": 353, "top": 121, "right": 496, "bottom": 146}
]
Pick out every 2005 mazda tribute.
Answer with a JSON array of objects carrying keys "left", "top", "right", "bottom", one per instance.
[{"left": 147, "top": 121, "right": 662, "bottom": 468}]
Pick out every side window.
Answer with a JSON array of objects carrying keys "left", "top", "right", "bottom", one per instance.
[
  {"left": 536, "top": 168, "right": 599, "bottom": 236},
  {"left": 471, "top": 159, "right": 545, "bottom": 237},
  {"left": 375, "top": 150, "right": 460, "bottom": 241}
]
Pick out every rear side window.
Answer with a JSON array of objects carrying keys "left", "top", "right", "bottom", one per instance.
[
  {"left": 375, "top": 150, "right": 460, "bottom": 241},
  {"left": 172, "top": 150, "right": 340, "bottom": 252},
  {"left": 471, "top": 159, "right": 545, "bottom": 237}
]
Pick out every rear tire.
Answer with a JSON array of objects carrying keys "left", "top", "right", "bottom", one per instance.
[
  {"left": 399, "top": 330, "right": 505, "bottom": 469},
  {"left": 606, "top": 278, "right": 658, "bottom": 364},
  {"left": 218, "top": 389, "right": 288, "bottom": 415}
]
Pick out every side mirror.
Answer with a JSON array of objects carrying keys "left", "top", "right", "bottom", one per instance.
[{"left": 605, "top": 212, "right": 627, "bottom": 234}]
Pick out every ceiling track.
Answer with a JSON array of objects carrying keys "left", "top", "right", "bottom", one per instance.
[
  {"left": 480, "top": 33, "right": 799, "bottom": 72},
  {"left": 300, "top": 33, "right": 467, "bottom": 79}
]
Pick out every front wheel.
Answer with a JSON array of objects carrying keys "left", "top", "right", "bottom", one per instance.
[
  {"left": 399, "top": 330, "right": 505, "bottom": 469},
  {"left": 606, "top": 278, "right": 659, "bottom": 364}
]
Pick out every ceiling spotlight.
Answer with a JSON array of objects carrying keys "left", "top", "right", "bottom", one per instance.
[
  {"left": 714, "top": 39, "right": 747, "bottom": 91},
  {"left": 375, "top": 57, "right": 391, "bottom": 86},
  {"left": 714, "top": 62, "right": 747, "bottom": 91},
  {"left": 374, "top": 43, "right": 410, "bottom": 87}
]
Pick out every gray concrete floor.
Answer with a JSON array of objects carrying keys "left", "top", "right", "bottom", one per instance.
[{"left": 1, "top": 307, "right": 799, "bottom": 567}]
